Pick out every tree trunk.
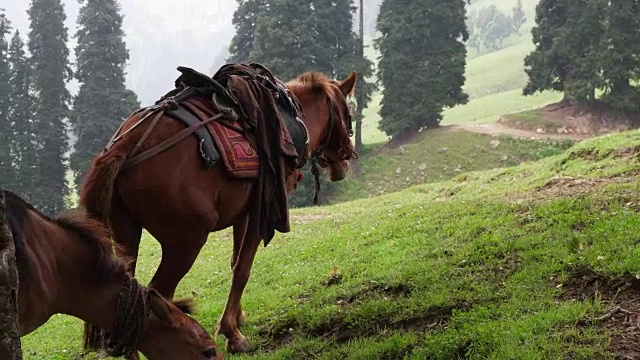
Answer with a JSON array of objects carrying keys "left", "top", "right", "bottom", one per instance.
[
  {"left": 354, "top": 0, "right": 365, "bottom": 161},
  {"left": 0, "top": 190, "right": 22, "bottom": 359}
]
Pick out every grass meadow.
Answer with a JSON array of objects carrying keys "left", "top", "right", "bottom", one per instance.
[{"left": 22, "top": 129, "right": 640, "bottom": 359}]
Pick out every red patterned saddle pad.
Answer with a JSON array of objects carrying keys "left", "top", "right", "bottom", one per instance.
[
  {"left": 183, "top": 97, "right": 259, "bottom": 179},
  {"left": 209, "top": 120, "right": 259, "bottom": 178}
]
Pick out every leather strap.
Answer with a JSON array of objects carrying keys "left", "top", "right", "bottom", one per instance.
[
  {"left": 129, "top": 110, "right": 165, "bottom": 159},
  {"left": 121, "top": 113, "right": 224, "bottom": 172}
]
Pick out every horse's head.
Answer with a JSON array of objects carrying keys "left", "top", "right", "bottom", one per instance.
[
  {"left": 139, "top": 290, "right": 222, "bottom": 359},
  {"left": 287, "top": 71, "right": 358, "bottom": 182}
]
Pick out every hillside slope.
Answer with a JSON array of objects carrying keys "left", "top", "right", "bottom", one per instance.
[{"left": 21, "top": 129, "right": 640, "bottom": 359}]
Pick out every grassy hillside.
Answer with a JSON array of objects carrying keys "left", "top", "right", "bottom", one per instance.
[
  {"left": 326, "top": 129, "right": 574, "bottom": 202},
  {"left": 22, "top": 129, "right": 640, "bottom": 359}
]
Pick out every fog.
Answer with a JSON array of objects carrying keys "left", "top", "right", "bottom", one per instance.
[{"left": 5, "top": 0, "right": 238, "bottom": 105}]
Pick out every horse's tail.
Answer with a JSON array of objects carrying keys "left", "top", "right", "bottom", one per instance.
[
  {"left": 79, "top": 149, "right": 127, "bottom": 228},
  {"left": 79, "top": 128, "right": 136, "bottom": 351},
  {"left": 79, "top": 149, "right": 127, "bottom": 351}
]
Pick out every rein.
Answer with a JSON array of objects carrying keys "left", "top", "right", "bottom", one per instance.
[
  {"left": 102, "top": 275, "right": 150, "bottom": 358},
  {"left": 309, "top": 92, "right": 357, "bottom": 205}
]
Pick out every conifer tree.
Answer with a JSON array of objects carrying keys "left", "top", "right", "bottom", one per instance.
[
  {"left": 228, "top": 0, "right": 266, "bottom": 63},
  {"left": 376, "top": 0, "right": 469, "bottom": 138},
  {"left": 0, "top": 12, "right": 14, "bottom": 190},
  {"left": 7, "top": 31, "right": 36, "bottom": 201},
  {"left": 27, "top": 0, "right": 72, "bottom": 214},
  {"left": 523, "top": 0, "right": 571, "bottom": 99},
  {"left": 600, "top": 0, "right": 640, "bottom": 111},
  {"left": 70, "top": 0, "right": 139, "bottom": 187}
]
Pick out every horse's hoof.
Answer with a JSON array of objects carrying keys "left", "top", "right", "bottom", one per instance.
[
  {"left": 237, "top": 310, "right": 247, "bottom": 326},
  {"left": 226, "top": 335, "right": 251, "bottom": 353}
]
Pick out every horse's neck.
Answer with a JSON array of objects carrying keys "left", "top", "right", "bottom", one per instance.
[
  {"left": 290, "top": 93, "right": 326, "bottom": 152},
  {"left": 17, "top": 213, "right": 122, "bottom": 336}
]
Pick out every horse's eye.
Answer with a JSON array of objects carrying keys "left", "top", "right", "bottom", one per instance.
[{"left": 203, "top": 348, "right": 217, "bottom": 358}]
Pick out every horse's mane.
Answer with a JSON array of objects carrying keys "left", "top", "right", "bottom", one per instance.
[
  {"left": 287, "top": 72, "right": 339, "bottom": 104},
  {"left": 4, "top": 190, "right": 128, "bottom": 284}
]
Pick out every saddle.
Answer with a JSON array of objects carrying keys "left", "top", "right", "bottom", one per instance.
[{"left": 155, "top": 64, "right": 310, "bottom": 178}]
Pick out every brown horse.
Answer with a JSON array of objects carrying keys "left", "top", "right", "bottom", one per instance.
[
  {"left": 4, "top": 190, "right": 222, "bottom": 359},
  {"left": 80, "top": 67, "right": 357, "bottom": 353}
]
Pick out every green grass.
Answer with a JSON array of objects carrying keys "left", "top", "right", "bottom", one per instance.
[
  {"left": 501, "top": 108, "right": 561, "bottom": 132},
  {"left": 22, "top": 128, "right": 640, "bottom": 359},
  {"left": 327, "top": 129, "right": 574, "bottom": 202},
  {"left": 442, "top": 89, "right": 562, "bottom": 125}
]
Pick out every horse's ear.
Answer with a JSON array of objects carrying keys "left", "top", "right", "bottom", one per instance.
[
  {"left": 148, "top": 289, "right": 180, "bottom": 329},
  {"left": 338, "top": 71, "right": 357, "bottom": 96}
]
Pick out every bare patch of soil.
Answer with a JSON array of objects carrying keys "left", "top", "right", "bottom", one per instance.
[
  {"left": 535, "top": 174, "right": 637, "bottom": 197},
  {"left": 314, "top": 301, "right": 470, "bottom": 344},
  {"left": 450, "top": 122, "right": 588, "bottom": 141},
  {"left": 259, "top": 291, "right": 471, "bottom": 352},
  {"left": 558, "top": 267, "right": 640, "bottom": 359},
  {"left": 291, "top": 214, "right": 329, "bottom": 224},
  {"left": 335, "top": 282, "right": 414, "bottom": 306},
  {"left": 501, "top": 102, "right": 639, "bottom": 137}
]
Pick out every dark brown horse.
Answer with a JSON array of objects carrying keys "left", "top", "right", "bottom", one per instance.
[
  {"left": 80, "top": 67, "right": 357, "bottom": 353},
  {"left": 4, "top": 190, "right": 222, "bottom": 359}
]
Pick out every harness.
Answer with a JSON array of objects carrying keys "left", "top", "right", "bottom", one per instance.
[{"left": 309, "top": 91, "right": 358, "bottom": 204}]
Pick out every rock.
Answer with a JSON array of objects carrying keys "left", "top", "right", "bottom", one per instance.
[
  {"left": 440, "top": 147, "right": 448, "bottom": 153},
  {"left": 490, "top": 140, "right": 500, "bottom": 148},
  {"left": 399, "top": 145, "right": 407, "bottom": 154},
  {"left": 419, "top": 163, "right": 427, "bottom": 171},
  {"left": 396, "top": 167, "right": 401, "bottom": 176},
  {"left": 557, "top": 127, "right": 567, "bottom": 134},
  {"left": 501, "top": 155, "right": 509, "bottom": 161},
  {"left": 536, "top": 128, "right": 546, "bottom": 134}
]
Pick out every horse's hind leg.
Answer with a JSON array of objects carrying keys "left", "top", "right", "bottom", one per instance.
[
  {"left": 217, "top": 219, "right": 261, "bottom": 353},
  {"left": 148, "top": 228, "right": 208, "bottom": 300},
  {"left": 110, "top": 194, "right": 143, "bottom": 275}
]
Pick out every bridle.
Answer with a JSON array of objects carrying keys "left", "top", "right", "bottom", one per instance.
[{"left": 309, "top": 90, "right": 358, "bottom": 204}]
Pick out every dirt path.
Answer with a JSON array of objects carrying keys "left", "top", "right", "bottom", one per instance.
[{"left": 448, "top": 122, "right": 591, "bottom": 141}]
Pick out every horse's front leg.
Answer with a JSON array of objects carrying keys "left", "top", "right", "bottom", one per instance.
[
  {"left": 217, "top": 216, "right": 261, "bottom": 353},
  {"left": 231, "top": 215, "right": 249, "bottom": 326}
]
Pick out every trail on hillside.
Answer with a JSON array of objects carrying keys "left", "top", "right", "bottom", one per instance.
[{"left": 448, "top": 123, "right": 590, "bottom": 141}]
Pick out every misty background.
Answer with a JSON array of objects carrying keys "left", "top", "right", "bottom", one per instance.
[{"left": 5, "top": 0, "right": 238, "bottom": 106}]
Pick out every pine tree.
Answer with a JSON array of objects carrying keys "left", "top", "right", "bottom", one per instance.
[
  {"left": 523, "top": 0, "right": 571, "bottom": 98},
  {"left": 228, "top": 0, "right": 267, "bottom": 63},
  {"left": 376, "top": 0, "right": 469, "bottom": 138},
  {"left": 250, "top": 0, "right": 318, "bottom": 81},
  {"left": 558, "top": 0, "right": 606, "bottom": 102},
  {"left": 600, "top": 0, "right": 640, "bottom": 112},
  {"left": 0, "top": 12, "right": 14, "bottom": 190},
  {"left": 523, "top": 0, "right": 608, "bottom": 103},
  {"left": 27, "top": 0, "right": 72, "bottom": 215},
  {"left": 7, "top": 31, "right": 36, "bottom": 202},
  {"left": 70, "top": 0, "right": 140, "bottom": 187}
]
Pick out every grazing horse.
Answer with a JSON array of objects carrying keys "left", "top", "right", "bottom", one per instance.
[
  {"left": 3, "top": 190, "right": 221, "bottom": 359},
  {"left": 80, "top": 66, "right": 357, "bottom": 353}
]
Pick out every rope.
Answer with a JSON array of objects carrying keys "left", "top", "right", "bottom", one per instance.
[{"left": 103, "top": 275, "right": 150, "bottom": 358}]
